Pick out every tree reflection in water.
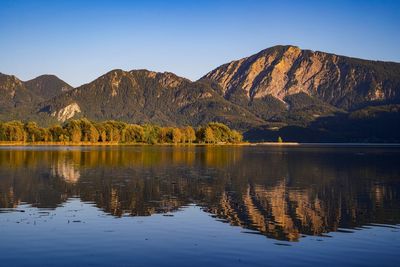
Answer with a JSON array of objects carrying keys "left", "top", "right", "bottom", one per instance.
[{"left": 0, "top": 145, "right": 399, "bottom": 241}]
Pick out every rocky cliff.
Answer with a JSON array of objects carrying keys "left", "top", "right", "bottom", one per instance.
[{"left": 203, "top": 45, "right": 400, "bottom": 109}]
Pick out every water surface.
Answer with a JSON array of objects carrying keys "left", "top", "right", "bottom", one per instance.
[{"left": 0, "top": 145, "right": 399, "bottom": 266}]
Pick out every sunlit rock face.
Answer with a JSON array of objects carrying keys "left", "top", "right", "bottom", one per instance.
[
  {"left": 92, "top": 69, "right": 188, "bottom": 98},
  {"left": 51, "top": 102, "right": 81, "bottom": 122},
  {"left": 203, "top": 45, "right": 400, "bottom": 109}
]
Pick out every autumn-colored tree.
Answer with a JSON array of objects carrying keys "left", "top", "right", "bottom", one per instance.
[
  {"left": 204, "top": 127, "right": 215, "bottom": 144},
  {"left": 0, "top": 120, "right": 242, "bottom": 144},
  {"left": 230, "top": 130, "right": 243, "bottom": 143},
  {"left": 41, "top": 128, "right": 51, "bottom": 142},
  {"left": 207, "top": 122, "right": 232, "bottom": 143},
  {"left": 107, "top": 120, "right": 127, "bottom": 142},
  {"left": 172, "top": 128, "right": 182, "bottom": 144},
  {"left": 182, "top": 126, "right": 196, "bottom": 144},
  {"left": 159, "top": 127, "right": 170, "bottom": 143},
  {"left": 124, "top": 124, "right": 144, "bottom": 143},
  {"left": 0, "top": 121, "right": 26, "bottom": 141},
  {"left": 49, "top": 125, "right": 65, "bottom": 142},
  {"left": 94, "top": 123, "right": 107, "bottom": 142},
  {"left": 24, "top": 122, "right": 42, "bottom": 142},
  {"left": 65, "top": 120, "right": 82, "bottom": 142},
  {"left": 79, "top": 119, "right": 99, "bottom": 142},
  {"left": 143, "top": 124, "right": 161, "bottom": 144},
  {"left": 103, "top": 123, "right": 115, "bottom": 142}
]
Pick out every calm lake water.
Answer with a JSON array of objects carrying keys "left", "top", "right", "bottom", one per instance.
[{"left": 0, "top": 145, "right": 399, "bottom": 267}]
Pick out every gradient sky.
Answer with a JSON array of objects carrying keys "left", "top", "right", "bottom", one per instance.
[{"left": 1, "top": 0, "right": 399, "bottom": 87}]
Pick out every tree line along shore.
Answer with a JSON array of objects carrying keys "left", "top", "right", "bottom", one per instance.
[{"left": 0, "top": 119, "right": 243, "bottom": 144}]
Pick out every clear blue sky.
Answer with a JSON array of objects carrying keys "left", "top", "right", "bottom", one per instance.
[{"left": 1, "top": 0, "right": 399, "bottom": 87}]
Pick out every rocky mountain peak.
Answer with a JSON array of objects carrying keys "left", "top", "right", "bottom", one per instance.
[
  {"left": 0, "top": 73, "right": 23, "bottom": 88},
  {"left": 203, "top": 45, "right": 400, "bottom": 109},
  {"left": 0, "top": 73, "right": 25, "bottom": 100},
  {"left": 129, "top": 69, "right": 189, "bottom": 88}
]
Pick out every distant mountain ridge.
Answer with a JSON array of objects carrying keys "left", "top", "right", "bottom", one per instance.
[
  {"left": 0, "top": 72, "right": 72, "bottom": 120},
  {"left": 24, "top": 74, "right": 73, "bottom": 100},
  {"left": 1, "top": 45, "right": 400, "bottom": 141},
  {"left": 38, "top": 69, "right": 264, "bottom": 129}
]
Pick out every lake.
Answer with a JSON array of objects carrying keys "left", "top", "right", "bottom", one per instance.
[{"left": 0, "top": 145, "right": 399, "bottom": 267}]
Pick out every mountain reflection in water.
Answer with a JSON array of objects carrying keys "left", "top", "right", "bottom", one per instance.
[{"left": 0, "top": 145, "right": 399, "bottom": 241}]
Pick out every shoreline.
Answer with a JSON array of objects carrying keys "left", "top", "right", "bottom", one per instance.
[
  {"left": 1, "top": 142, "right": 400, "bottom": 147},
  {"left": 0, "top": 142, "right": 245, "bottom": 146},
  {"left": 251, "top": 142, "right": 400, "bottom": 147}
]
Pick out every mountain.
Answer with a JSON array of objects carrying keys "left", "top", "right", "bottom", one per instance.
[
  {"left": 38, "top": 69, "right": 264, "bottom": 129},
  {"left": 24, "top": 74, "right": 73, "bottom": 100},
  {"left": 201, "top": 45, "right": 400, "bottom": 141},
  {"left": 244, "top": 104, "right": 400, "bottom": 142},
  {"left": 203, "top": 45, "right": 400, "bottom": 110},
  {"left": 1, "top": 45, "right": 400, "bottom": 142},
  {"left": 0, "top": 73, "right": 38, "bottom": 111},
  {"left": 0, "top": 72, "right": 72, "bottom": 122}
]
